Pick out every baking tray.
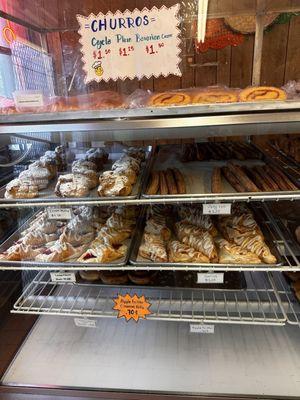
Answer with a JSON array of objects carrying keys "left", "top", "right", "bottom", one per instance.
[
  {"left": 0, "top": 209, "right": 139, "bottom": 269},
  {"left": 76, "top": 270, "right": 247, "bottom": 290},
  {"left": 141, "top": 144, "right": 300, "bottom": 199},
  {"left": 0, "top": 145, "right": 153, "bottom": 204},
  {"left": 129, "top": 204, "right": 283, "bottom": 268}
]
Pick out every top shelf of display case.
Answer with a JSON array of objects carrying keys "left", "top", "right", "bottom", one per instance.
[{"left": 0, "top": 101, "right": 300, "bottom": 136}]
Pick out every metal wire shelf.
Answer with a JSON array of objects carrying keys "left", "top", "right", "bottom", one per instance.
[
  {"left": 11, "top": 271, "right": 287, "bottom": 326},
  {"left": 269, "top": 272, "right": 300, "bottom": 327}
]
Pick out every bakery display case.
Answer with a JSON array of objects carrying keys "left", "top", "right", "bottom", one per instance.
[{"left": 0, "top": 0, "right": 299, "bottom": 399}]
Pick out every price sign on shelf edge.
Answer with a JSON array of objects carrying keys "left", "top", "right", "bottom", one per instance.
[
  {"left": 203, "top": 203, "right": 232, "bottom": 215},
  {"left": 77, "top": 5, "right": 181, "bottom": 83},
  {"left": 113, "top": 293, "right": 151, "bottom": 322},
  {"left": 190, "top": 324, "right": 215, "bottom": 334}
]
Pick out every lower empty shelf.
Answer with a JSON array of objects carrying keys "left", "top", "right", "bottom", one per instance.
[{"left": 11, "top": 271, "right": 291, "bottom": 326}]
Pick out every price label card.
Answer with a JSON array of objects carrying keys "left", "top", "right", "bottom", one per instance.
[
  {"left": 203, "top": 203, "right": 231, "bottom": 215},
  {"left": 74, "top": 318, "right": 97, "bottom": 328},
  {"left": 13, "top": 91, "right": 44, "bottom": 108},
  {"left": 50, "top": 272, "right": 76, "bottom": 283},
  {"left": 197, "top": 273, "right": 224, "bottom": 284},
  {"left": 77, "top": 5, "right": 181, "bottom": 83},
  {"left": 113, "top": 294, "right": 151, "bottom": 322},
  {"left": 47, "top": 208, "right": 72, "bottom": 220},
  {"left": 190, "top": 324, "right": 215, "bottom": 334}
]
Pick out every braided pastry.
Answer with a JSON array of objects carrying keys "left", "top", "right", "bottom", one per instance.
[
  {"left": 216, "top": 238, "right": 261, "bottom": 264},
  {"left": 77, "top": 243, "right": 127, "bottom": 263},
  {"left": 168, "top": 240, "right": 209, "bottom": 263},
  {"left": 138, "top": 233, "right": 168, "bottom": 262}
]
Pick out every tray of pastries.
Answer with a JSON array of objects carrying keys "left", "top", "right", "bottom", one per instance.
[
  {"left": 77, "top": 270, "right": 246, "bottom": 290},
  {"left": 130, "top": 203, "right": 282, "bottom": 268},
  {"left": 0, "top": 145, "right": 152, "bottom": 202},
  {"left": 0, "top": 205, "right": 139, "bottom": 268},
  {"left": 142, "top": 143, "right": 300, "bottom": 198}
]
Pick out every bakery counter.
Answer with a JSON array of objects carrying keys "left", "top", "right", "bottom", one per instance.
[{"left": 11, "top": 270, "right": 288, "bottom": 327}]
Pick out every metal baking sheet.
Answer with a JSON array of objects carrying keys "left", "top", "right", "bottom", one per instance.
[
  {"left": 129, "top": 204, "right": 283, "bottom": 268},
  {"left": 0, "top": 210, "right": 137, "bottom": 269},
  {"left": 142, "top": 144, "right": 300, "bottom": 199},
  {"left": 0, "top": 145, "right": 153, "bottom": 204},
  {"left": 76, "top": 270, "right": 247, "bottom": 290}
]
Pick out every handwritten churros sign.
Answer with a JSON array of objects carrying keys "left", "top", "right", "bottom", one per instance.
[
  {"left": 77, "top": 5, "right": 181, "bottom": 83},
  {"left": 113, "top": 294, "right": 152, "bottom": 322}
]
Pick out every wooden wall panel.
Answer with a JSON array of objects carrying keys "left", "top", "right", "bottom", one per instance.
[
  {"left": 284, "top": 15, "right": 300, "bottom": 82},
  {"left": 230, "top": 36, "right": 254, "bottom": 88},
  {"left": 261, "top": 22, "right": 289, "bottom": 86}
]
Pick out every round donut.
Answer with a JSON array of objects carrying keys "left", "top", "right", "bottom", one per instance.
[
  {"left": 79, "top": 270, "right": 101, "bottom": 281},
  {"left": 99, "top": 271, "right": 128, "bottom": 285}
]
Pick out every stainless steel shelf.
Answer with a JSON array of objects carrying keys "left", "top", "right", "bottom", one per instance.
[
  {"left": 1, "top": 191, "right": 300, "bottom": 209},
  {"left": 12, "top": 271, "right": 287, "bottom": 326},
  {"left": 0, "top": 102, "right": 300, "bottom": 137}
]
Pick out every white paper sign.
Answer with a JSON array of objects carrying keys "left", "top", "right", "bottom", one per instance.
[
  {"left": 197, "top": 273, "right": 224, "bottom": 284},
  {"left": 74, "top": 318, "right": 97, "bottom": 328},
  {"left": 203, "top": 203, "right": 232, "bottom": 215},
  {"left": 77, "top": 5, "right": 181, "bottom": 83},
  {"left": 47, "top": 208, "right": 72, "bottom": 220},
  {"left": 50, "top": 272, "right": 76, "bottom": 283},
  {"left": 13, "top": 92, "right": 44, "bottom": 108},
  {"left": 190, "top": 324, "right": 214, "bottom": 334}
]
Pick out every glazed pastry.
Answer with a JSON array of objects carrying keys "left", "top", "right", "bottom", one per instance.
[
  {"left": 55, "top": 145, "right": 67, "bottom": 171},
  {"left": 95, "top": 226, "right": 131, "bottom": 245},
  {"left": 112, "top": 154, "right": 141, "bottom": 174},
  {"left": 216, "top": 238, "right": 261, "bottom": 264},
  {"left": 20, "top": 162, "right": 52, "bottom": 189},
  {"left": 233, "top": 235, "right": 277, "bottom": 264},
  {"left": 72, "top": 160, "right": 97, "bottom": 172},
  {"left": 239, "top": 86, "right": 287, "bottom": 102},
  {"left": 4, "top": 178, "right": 39, "bottom": 199},
  {"left": 106, "top": 213, "right": 135, "bottom": 230},
  {"left": 55, "top": 174, "right": 90, "bottom": 197},
  {"left": 123, "top": 147, "right": 145, "bottom": 161},
  {"left": 222, "top": 167, "right": 245, "bottom": 192},
  {"left": 22, "top": 230, "right": 59, "bottom": 246},
  {"left": 85, "top": 148, "right": 108, "bottom": 170},
  {"left": 144, "top": 217, "right": 171, "bottom": 241},
  {"left": 77, "top": 243, "right": 127, "bottom": 263},
  {"left": 39, "top": 155, "right": 57, "bottom": 179},
  {"left": 172, "top": 168, "right": 186, "bottom": 194},
  {"left": 175, "top": 221, "right": 218, "bottom": 261},
  {"left": 98, "top": 171, "right": 132, "bottom": 197},
  {"left": 59, "top": 216, "right": 95, "bottom": 246},
  {"left": 112, "top": 166, "right": 137, "bottom": 185},
  {"left": 146, "top": 171, "right": 160, "bottom": 195},
  {"left": 168, "top": 240, "right": 209, "bottom": 263},
  {"left": 178, "top": 206, "right": 217, "bottom": 237},
  {"left": 36, "top": 242, "right": 87, "bottom": 262},
  {"left": 148, "top": 92, "right": 191, "bottom": 107},
  {"left": 0, "top": 243, "right": 39, "bottom": 261},
  {"left": 139, "top": 233, "right": 168, "bottom": 262},
  {"left": 193, "top": 90, "right": 238, "bottom": 104}
]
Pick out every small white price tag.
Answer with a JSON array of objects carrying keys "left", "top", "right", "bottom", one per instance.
[
  {"left": 47, "top": 208, "right": 72, "bottom": 220},
  {"left": 197, "top": 273, "right": 224, "bottom": 284},
  {"left": 203, "top": 203, "right": 231, "bottom": 215},
  {"left": 74, "top": 318, "right": 97, "bottom": 328},
  {"left": 190, "top": 324, "right": 214, "bottom": 334},
  {"left": 13, "top": 92, "right": 44, "bottom": 108},
  {"left": 50, "top": 272, "right": 76, "bottom": 283}
]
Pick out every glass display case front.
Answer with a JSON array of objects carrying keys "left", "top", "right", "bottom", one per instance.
[{"left": 0, "top": 1, "right": 299, "bottom": 399}]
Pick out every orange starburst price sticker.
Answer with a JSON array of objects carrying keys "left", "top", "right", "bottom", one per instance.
[{"left": 113, "top": 293, "right": 151, "bottom": 322}]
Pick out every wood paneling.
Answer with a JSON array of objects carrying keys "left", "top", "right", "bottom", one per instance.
[{"left": 285, "top": 15, "right": 300, "bottom": 82}]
